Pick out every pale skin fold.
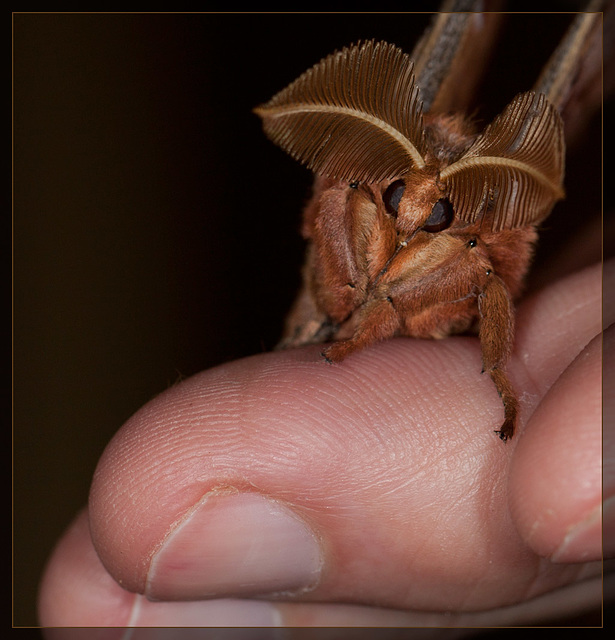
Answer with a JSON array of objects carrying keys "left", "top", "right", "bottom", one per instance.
[{"left": 38, "top": 258, "right": 610, "bottom": 630}]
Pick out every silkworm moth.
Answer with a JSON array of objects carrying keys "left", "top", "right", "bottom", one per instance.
[{"left": 254, "top": 5, "right": 602, "bottom": 441}]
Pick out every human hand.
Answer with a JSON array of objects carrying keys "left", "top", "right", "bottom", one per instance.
[{"left": 38, "top": 260, "right": 610, "bottom": 631}]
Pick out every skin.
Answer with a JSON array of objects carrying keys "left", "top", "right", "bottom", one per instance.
[{"left": 38, "top": 259, "right": 610, "bottom": 632}]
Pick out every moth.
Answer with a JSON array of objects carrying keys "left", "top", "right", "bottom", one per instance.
[{"left": 254, "top": 5, "right": 602, "bottom": 441}]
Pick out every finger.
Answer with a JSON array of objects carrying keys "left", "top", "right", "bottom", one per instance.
[
  {"left": 92, "top": 338, "right": 532, "bottom": 611},
  {"left": 507, "top": 261, "right": 609, "bottom": 563},
  {"left": 509, "top": 330, "right": 603, "bottom": 561},
  {"left": 39, "top": 510, "right": 605, "bottom": 631},
  {"left": 38, "top": 509, "right": 137, "bottom": 627},
  {"left": 88, "top": 299, "right": 600, "bottom": 613},
  {"left": 606, "top": 319, "right": 615, "bottom": 559},
  {"left": 514, "top": 261, "right": 603, "bottom": 398},
  {"left": 38, "top": 509, "right": 291, "bottom": 628}
]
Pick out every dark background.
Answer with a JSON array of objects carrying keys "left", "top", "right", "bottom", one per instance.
[{"left": 14, "top": 6, "right": 606, "bottom": 629}]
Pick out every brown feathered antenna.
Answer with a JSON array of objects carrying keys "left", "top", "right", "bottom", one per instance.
[
  {"left": 440, "top": 92, "right": 565, "bottom": 231},
  {"left": 254, "top": 40, "right": 427, "bottom": 184},
  {"left": 256, "top": 38, "right": 565, "bottom": 233}
]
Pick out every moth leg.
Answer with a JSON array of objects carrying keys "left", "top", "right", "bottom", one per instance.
[
  {"left": 488, "top": 368, "right": 518, "bottom": 442},
  {"left": 277, "top": 282, "right": 338, "bottom": 349},
  {"left": 322, "top": 297, "right": 399, "bottom": 363},
  {"left": 401, "top": 298, "right": 476, "bottom": 339},
  {"left": 477, "top": 272, "right": 518, "bottom": 442}
]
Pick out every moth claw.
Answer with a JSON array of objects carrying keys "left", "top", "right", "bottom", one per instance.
[
  {"left": 494, "top": 419, "right": 514, "bottom": 442},
  {"left": 320, "top": 351, "right": 334, "bottom": 365}
]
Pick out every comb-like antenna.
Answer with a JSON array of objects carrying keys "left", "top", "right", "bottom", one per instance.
[{"left": 254, "top": 41, "right": 427, "bottom": 184}]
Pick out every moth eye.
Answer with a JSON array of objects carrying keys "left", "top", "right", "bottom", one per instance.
[
  {"left": 382, "top": 180, "right": 405, "bottom": 217},
  {"left": 423, "top": 198, "right": 454, "bottom": 233}
]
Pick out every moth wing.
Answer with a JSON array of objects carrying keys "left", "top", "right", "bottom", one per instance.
[
  {"left": 442, "top": 92, "right": 565, "bottom": 231},
  {"left": 411, "top": 8, "right": 503, "bottom": 114}
]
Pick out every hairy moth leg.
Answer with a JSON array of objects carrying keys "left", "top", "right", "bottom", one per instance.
[
  {"left": 277, "top": 280, "right": 337, "bottom": 349},
  {"left": 489, "top": 368, "right": 519, "bottom": 443},
  {"left": 322, "top": 296, "right": 400, "bottom": 363},
  {"left": 478, "top": 270, "right": 517, "bottom": 441}
]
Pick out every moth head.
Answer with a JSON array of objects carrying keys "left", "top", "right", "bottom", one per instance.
[
  {"left": 380, "top": 166, "right": 457, "bottom": 238},
  {"left": 255, "top": 40, "right": 566, "bottom": 233}
]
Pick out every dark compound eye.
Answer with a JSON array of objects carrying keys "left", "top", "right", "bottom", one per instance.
[
  {"left": 382, "top": 180, "right": 405, "bottom": 217},
  {"left": 423, "top": 198, "right": 454, "bottom": 233}
]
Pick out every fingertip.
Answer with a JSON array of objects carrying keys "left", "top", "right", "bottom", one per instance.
[
  {"left": 515, "top": 262, "right": 602, "bottom": 396},
  {"left": 38, "top": 509, "right": 137, "bottom": 628},
  {"left": 38, "top": 511, "right": 285, "bottom": 629},
  {"left": 85, "top": 338, "right": 580, "bottom": 611},
  {"left": 508, "top": 332, "right": 602, "bottom": 563}
]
